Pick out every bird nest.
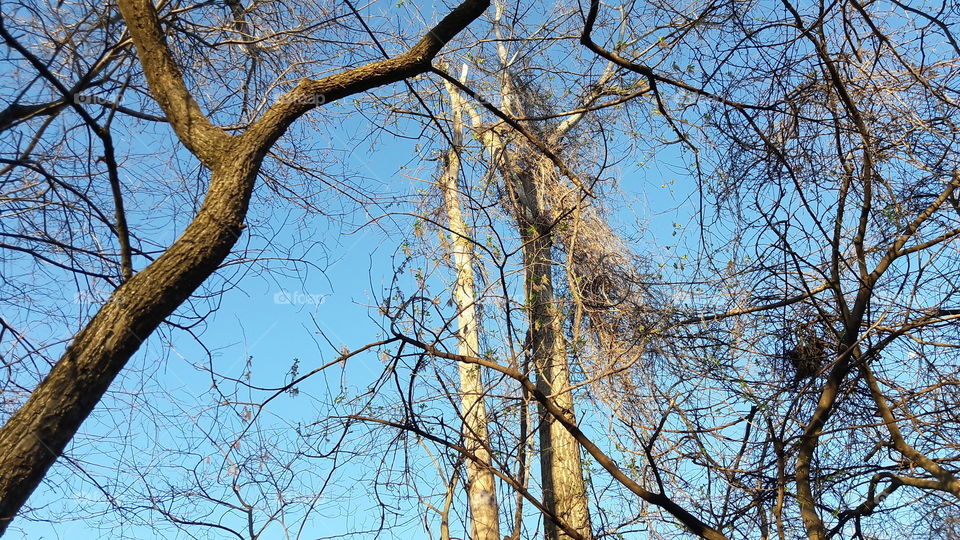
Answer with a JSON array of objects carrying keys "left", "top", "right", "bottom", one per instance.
[{"left": 779, "top": 324, "right": 834, "bottom": 383}]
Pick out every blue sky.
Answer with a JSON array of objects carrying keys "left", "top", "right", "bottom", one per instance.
[
  {"left": 0, "top": 0, "right": 770, "bottom": 537},
  {"left": 5, "top": 86, "right": 698, "bottom": 539}
]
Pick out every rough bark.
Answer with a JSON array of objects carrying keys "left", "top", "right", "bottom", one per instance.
[
  {"left": 498, "top": 148, "right": 592, "bottom": 540},
  {"left": 439, "top": 80, "right": 501, "bottom": 540},
  {"left": 0, "top": 0, "right": 488, "bottom": 532},
  {"left": 463, "top": 61, "right": 594, "bottom": 536},
  {"left": 490, "top": 72, "right": 593, "bottom": 540},
  {"left": 518, "top": 197, "right": 593, "bottom": 540}
]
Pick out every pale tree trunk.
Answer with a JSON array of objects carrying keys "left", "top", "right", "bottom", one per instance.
[
  {"left": 462, "top": 121, "right": 594, "bottom": 538},
  {"left": 439, "top": 78, "right": 501, "bottom": 540},
  {"left": 447, "top": 4, "right": 616, "bottom": 524},
  {"left": 0, "top": 0, "right": 489, "bottom": 532},
  {"left": 459, "top": 76, "right": 594, "bottom": 539}
]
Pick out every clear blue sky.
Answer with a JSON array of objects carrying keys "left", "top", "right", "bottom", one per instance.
[
  {"left": 1, "top": 1, "right": 710, "bottom": 537},
  {"left": 7, "top": 84, "right": 698, "bottom": 540}
]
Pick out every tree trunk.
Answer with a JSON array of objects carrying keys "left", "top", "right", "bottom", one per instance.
[
  {"left": 521, "top": 222, "right": 593, "bottom": 540},
  {"left": 509, "top": 162, "right": 592, "bottom": 540},
  {"left": 0, "top": 152, "right": 258, "bottom": 531},
  {"left": 470, "top": 91, "right": 593, "bottom": 535},
  {"left": 439, "top": 81, "right": 501, "bottom": 540}
]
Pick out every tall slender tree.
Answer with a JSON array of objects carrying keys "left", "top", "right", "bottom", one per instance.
[{"left": 439, "top": 72, "right": 501, "bottom": 540}]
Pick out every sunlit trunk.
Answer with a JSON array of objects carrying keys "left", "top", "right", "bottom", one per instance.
[{"left": 440, "top": 80, "right": 501, "bottom": 540}]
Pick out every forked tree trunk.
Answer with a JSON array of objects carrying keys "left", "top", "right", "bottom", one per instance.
[
  {"left": 484, "top": 6, "right": 597, "bottom": 529},
  {"left": 0, "top": 0, "right": 488, "bottom": 532},
  {"left": 467, "top": 98, "right": 594, "bottom": 537},
  {"left": 439, "top": 80, "right": 501, "bottom": 540}
]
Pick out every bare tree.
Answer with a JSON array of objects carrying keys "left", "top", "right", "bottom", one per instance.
[
  {"left": 0, "top": 0, "right": 489, "bottom": 532},
  {"left": 4, "top": 0, "right": 960, "bottom": 538},
  {"left": 578, "top": 0, "right": 960, "bottom": 537}
]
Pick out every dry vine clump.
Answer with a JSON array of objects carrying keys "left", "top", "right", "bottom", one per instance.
[{"left": 553, "top": 180, "right": 656, "bottom": 342}]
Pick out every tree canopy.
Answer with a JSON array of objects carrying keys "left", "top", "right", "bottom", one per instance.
[{"left": 1, "top": 0, "right": 959, "bottom": 538}]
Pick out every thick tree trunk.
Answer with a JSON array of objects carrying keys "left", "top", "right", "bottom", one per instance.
[
  {"left": 439, "top": 83, "right": 501, "bottom": 540},
  {"left": 0, "top": 152, "right": 257, "bottom": 531},
  {"left": 506, "top": 161, "right": 591, "bottom": 540},
  {"left": 0, "top": 0, "right": 488, "bottom": 532},
  {"left": 521, "top": 223, "right": 593, "bottom": 540}
]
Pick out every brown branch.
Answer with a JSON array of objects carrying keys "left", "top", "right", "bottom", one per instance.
[
  {"left": 244, "top": 0, "right": 491, "bottom": 152},
  {"left": 861, "top": 363, "right": 960, "bottom": 496},
  {"left": 116, "top": 0, "right": 233, "bottom": 167},
  {"left": 0, "top": 19, "right": 135, "bottom": 281}
]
